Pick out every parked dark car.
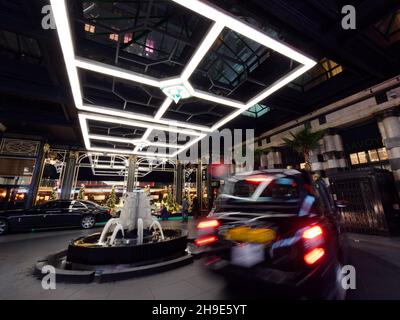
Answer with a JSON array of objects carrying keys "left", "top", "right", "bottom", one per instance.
[
  {"left": 0, "top": 200, "right": 111, "bottom": 235},
  {"left": 195, "top": 169, "right": 348, "bottom": 300}
]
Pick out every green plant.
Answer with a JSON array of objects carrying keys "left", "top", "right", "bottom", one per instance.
[
  {"left": 106, "top": 186, "right": 117, "bottom": 210},
  {"left": 283, "top": 127, "right": 325, "bottom": 171},
  {"left": 49, "top": 188, "right": 58, "bottom": 201},
  {"left": 77, "top": 185, "right": 85, "bottom": 200},
  {"left": 161, "top": 185, "right": 180, "bottom": 213}
]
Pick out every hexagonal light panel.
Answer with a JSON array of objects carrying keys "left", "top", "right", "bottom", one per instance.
[{"left": 50, "top": 0, "right": 316, "bottom": 156}]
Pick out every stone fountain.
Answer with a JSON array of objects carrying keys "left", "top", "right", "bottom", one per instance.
[{"left": 34, "top": 190, "right": 191, "bottom": 283}]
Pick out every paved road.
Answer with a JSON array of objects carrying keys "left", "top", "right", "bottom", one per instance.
[{"left": 0, "top": 221, "right": 400, "bottom": 300}]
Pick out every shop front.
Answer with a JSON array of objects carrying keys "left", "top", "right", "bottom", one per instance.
[{"left": 0, "top": 138, "right": 43, "bottom": 210}]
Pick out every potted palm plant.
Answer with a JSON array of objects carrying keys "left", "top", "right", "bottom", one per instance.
[{"left": 283, "top": 127, "right": 325, "bottom": 171}]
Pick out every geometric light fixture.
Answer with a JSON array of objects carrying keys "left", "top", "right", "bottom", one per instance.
[
  {"left": 78, "top": 113, "right": 206, "bottom": 158},
  {"left": 161, "top": 85, "right": 192, "bottom": 104},
  {"left": 50, "top": 0, "right": 316, "bottom": 157}
]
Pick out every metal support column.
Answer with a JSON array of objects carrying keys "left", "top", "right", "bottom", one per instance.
[
  {"left": 175, "top": 161, "right": 183, "bottom": 205},
  {"left": 207, "top": 166, "right": 212, "bottom": 211},
  {"left": 26, "top": 143, "right": 49, "bottom": 208},
  {"left": 126, "top": 156, "right": 137, "bottom": 192},
  {"left": 196, "top": 161, "right": 202, "bottom": 201},
  {"left": 60, "top": 151, "right": 78, "bottom": 200}
]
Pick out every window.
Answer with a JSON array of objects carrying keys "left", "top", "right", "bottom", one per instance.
[
  {"left": 288, "top": 58, "right": 344, "bottom": 92},
  {"left": 124, "top": 33, "right": 133, "bottom": 44},
  {"left": 145, "top": 38, "right": 154, "bottom": 54},
  {"left": 243, "top": 104, "right": 271, "bottom": 118},
  {"left": 73, "top": 201, "right": 86, "bottom": 209},
  {"left": 357, "top": 152, "right": 368, "bottom": 164},
  {"left": 350, "top": 153, "right": 359, "bottom": 165},
  {"left": 109, "top": 33, "right": 119, "bottom": 41},
  {"left": 318, "top": 115, "right": 327, "bottom": 125},
  {"left": 377, "top": 147, "right": 388, "bottom": 160},
  {"left": 84, "top": 24, "right": 95, "bottom": 33},
  {"left": 350, "top": 147, "right": 388, "bottom": 166},
  {"left": 368, "top": 149, "right": 379, "bottom": 162},
  {"left": 229, "top": 177, "right": 299, "bottom": 200},
  {"left": 39, "top": 202, "right": 56, "bottom": 210},
  {"left": 53, "top": 201, "right": 71, "bottom": 209},
  {"left": 81, "top": 201, "right": 99, "bottom": 208}
]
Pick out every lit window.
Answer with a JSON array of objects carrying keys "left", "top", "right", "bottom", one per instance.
[
  {"left": 368, "top": 149, "right": 379, "bottom": 162},
  {"left": 124, "top": 33, "right": 133, "bottom": 44},
  {"left": 357, "top": 152, "right": 368, "bottom": 164},
  {"left": 378, "top": 147, "right": 388, "bottom": 161},
  {"left": 84, "top": 24, "right": 95, "bottom": 33},
  {"left": 290, "top": 58, "right": 344, "bottom": 92},
  {"left": 145, "top": 38, "right": 154, "bottom": 54},
  {"left": 350, "top": 153, "right": 359, "bottom": 165},
  {"left": 300, "top": 163, "right": 306, "bottom": 169},
  {"left": 109, "top": 33, "right": 119, "bottom": 41}
]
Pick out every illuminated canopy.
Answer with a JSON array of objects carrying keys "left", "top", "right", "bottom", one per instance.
[{"left": 50, "top": 0, "right": 316, "bottom": 157}]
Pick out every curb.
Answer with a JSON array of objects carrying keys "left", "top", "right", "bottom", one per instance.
[{"left": 33, "top": 251, "right": 193, "bottom": 283}]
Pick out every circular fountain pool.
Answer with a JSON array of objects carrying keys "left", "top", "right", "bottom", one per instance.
[{"left": 67, "top": 228, "right": 188, "bottom": 265}]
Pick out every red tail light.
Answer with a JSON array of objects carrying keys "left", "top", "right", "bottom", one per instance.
[
  {"left": 195, "top": 235, "right": 217, "bottom": 246},
  {"left": 304, "top": 247, "right": 325, "bottom": 265},
  {"left": 302, "top": 225, "right": 323, "bottom": 239},
  {"left": 197, "top": 219, "right": 220, "bottom": 229}
]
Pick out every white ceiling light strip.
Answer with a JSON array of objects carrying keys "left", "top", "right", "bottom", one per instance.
[
  {"left": 141, "top": 128, "right": 153, "bottom": 140},
  {"left": 50, "top": 0, "right": 82, "bottom": 108},
  {"left": 170, "top": 0, "right": 315, "bottom": 68},
  {"left": 79, "top": 103, "right": 212, "bottom": 132},
  {"left": 80, "top": 113, "right": 202, "bottom": 136},
  {"left": 154, "top": 98, "right": 173, "bottom": 120},
  {"left": 88, "top": 134, "right": 182, "bottom": 149},
  {"left": 86, "top": 145, "right": 174, "bottom": 158},
  {"left": 211, "top": 65, "right": 312, "bottom": 131},
  {"left": 80, "top": 113, "right": 200, "bottom": 156},
  {"left": 180, "top": 22, "right": 225, "bottom": 81},
  {"left": 75, "top": 57, "right": 161, "bottom": 88},
  {"left": 170, "top": 134, "right": 207, "bottom": 158},
  {"left": 192, "top": 89, "right": 245, "bottom": 109}
]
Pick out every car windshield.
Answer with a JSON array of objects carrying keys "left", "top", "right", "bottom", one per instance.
[{"left": 216, "top": 175, "right": 303, "bottom": 213}]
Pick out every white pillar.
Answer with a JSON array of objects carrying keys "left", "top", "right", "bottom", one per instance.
[
  {"left": 377, "top": 108, "right": 400, "bottom": 194},
  {"left": 322, "top": 130, "right": 347, "bottom": 175}
]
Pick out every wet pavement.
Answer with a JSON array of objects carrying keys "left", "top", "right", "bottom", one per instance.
[{"left": 1, "top": 220, "right": 400, "bottom": 299}]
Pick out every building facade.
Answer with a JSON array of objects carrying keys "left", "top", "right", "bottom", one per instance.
[{"left": 255, "top": 75, "right": 400, "bottom": 191}]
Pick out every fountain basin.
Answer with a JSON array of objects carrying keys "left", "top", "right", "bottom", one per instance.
[
  {"left": 67, "top": 228, "right": 188, "bottom": 265},
  {"left": 34, "top": 228, "right": 192, "bottom": 283}
]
